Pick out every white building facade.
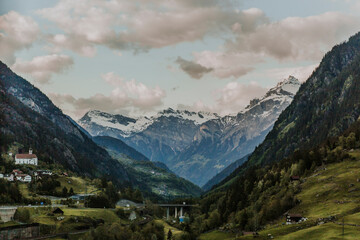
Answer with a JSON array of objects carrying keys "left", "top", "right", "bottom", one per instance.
[{"left": 15, "top": 149, "right": 38, "bottom": 166}]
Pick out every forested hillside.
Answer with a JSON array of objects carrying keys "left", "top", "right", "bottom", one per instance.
[
  {"left": 247, "top": 32, "right": 360, "bottom": 168},
  {"left": 192, "top": 117, "right": 360, "bottom": 238}
]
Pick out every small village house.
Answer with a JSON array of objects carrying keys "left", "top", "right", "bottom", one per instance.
[
  {"left": 37, "top": 170, "right": 52, "bottom": 176},
  {"left": 12, "top": 169, "right": 23, "bottom": 176},
  {"left": 286, "top": 213, "right": 303, "bottom": 224},
  {"left": 33, "top": 170, "right": 53, "bottom": 178},
  {"left": 52, "top": 208, "right": 64, "bottom": 215},
  {"left": 4, "top": 174, "right": 14, "bottom": 182},
  {"left": 15, "top": 148, "right": 38, "bottom": 166},
  {"left": 16, "top": 174, "right": 32, "bottom": 183},
  {"left": 290, "top": 176, "right": 300, "bottom": 181}
]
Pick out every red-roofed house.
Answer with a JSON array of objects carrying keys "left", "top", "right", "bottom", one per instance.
[
  {"left": 16, "top": 174, "right": 32, "bottom": 183},
  {"left": 12, "top": 169, "right": 23, "bottom": 176},
  {"left": 15, "top": 148, "right": 38, "bottom": 166}
]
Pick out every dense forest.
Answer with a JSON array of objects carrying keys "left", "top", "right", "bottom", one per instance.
[{"left": 246, "top": 32, "right": 360, "bottom": 170}]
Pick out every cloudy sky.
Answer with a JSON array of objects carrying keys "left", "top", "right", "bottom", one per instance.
[{"left": 1, "top": 0, "right": 360, "bottom": 119}]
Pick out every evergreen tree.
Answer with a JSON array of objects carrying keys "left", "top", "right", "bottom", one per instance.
[
  {"left": 167, "top": 229, "right": 173, "bottom": 240},
  {"left": 62, "top": 187, "right": 68, "bottom": 197}
]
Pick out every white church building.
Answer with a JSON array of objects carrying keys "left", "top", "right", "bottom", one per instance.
[{"left": 15, "top": 148, "right": 38, "bottom": 166}]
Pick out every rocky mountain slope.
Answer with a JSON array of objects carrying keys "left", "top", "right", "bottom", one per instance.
[{"left": 171, "top": 76, "right": 301, "bottom": 186}]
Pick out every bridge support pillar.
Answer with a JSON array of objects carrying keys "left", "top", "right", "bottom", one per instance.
[
  {"left": 175, "top": 207, "right": 178, "bottom": 218},
  {"left": 180, "top": 207, "right": 183, "bottom": 217},
  {"left": 166, "top": 207, "right": 169, "bottom": 220}
]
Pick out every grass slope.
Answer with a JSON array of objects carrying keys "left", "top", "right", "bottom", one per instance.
[{"left": 237, "top": 156, "right": 360, "bottom": 239}]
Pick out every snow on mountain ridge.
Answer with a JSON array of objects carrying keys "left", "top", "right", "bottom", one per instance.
[
  {"left": 81, "top": 108, "right": 220, "bottom": 138},
  {"left": 84, "top": 110, "right": 152, "bottom": 137}
]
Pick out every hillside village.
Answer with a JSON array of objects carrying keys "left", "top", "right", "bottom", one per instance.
[{"left": 0, "top": 148, "right": 55, "bottom": 183}]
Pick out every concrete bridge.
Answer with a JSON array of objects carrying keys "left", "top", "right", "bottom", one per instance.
[
  {"left": 0, "top": 207, "right": 17, "bottom": 222},
  {"left": 156, "top": 204, "right": 196, "bottom": 220}
]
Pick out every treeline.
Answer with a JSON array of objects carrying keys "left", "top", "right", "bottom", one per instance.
[
  {"left": 0, "top": 178, "right": 50, "bottom": 205},
  {"left": 190, "top": 119, "right": 360, "bottom": 233},
  {"left": 85, "top": 180, "right": 143, "bottom": 208},
  {"left": 84, "top": 221, "right": 164, "bottom": 240},
  {"left": 0, "top": 178, "right": 22, "bottom": 204}
]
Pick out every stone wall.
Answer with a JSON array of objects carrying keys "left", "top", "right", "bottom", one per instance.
[
  {"left": 0, "top": 223, "right": 40, "bottom": 240},
  {"left": 0, "top": 208, "right": 17, "bottom": 223}
]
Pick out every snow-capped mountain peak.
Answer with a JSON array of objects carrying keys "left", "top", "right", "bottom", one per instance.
[
  {"left": 79, "top": 110, "right": 152, "bottom": 137},
  {"left": 156, "top": 108, "right": 219, "bottom": 125},
  {"left": 245, "top": 76, "right": 301, "bottom": 110},
  {"left": 274, "top": 75, "right": 301, "bottom": 95},
  {"left": 266, "top": 75, "right": 301, "bottom": 96}
]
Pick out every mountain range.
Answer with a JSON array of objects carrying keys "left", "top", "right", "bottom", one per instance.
[
  {"left": 79, "top": 76, "right": 301, "bottom": 186},
  {"left": 0, "top": 61, "right": 201, "bottom": 200}
]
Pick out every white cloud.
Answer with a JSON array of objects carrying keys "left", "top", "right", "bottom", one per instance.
[
  {"left": 179, "top": 81, "right": 267, "bottom": 115},
  {"left": 50, "top": 72, "right": 166, "bottom": 118},
  {"left": 37, "top": 0, "right": 267, "bottom": 54},
  {"left": 180, "top": 11, "right": 359, "bottom": 79},
  {"left": 0, "top": 11, "right": 40, "bottom": 64},
  {"left": 45, "top": 34, "right": 97, "bottom": 57},
  {"left": 226, "top": 12, "right": 359, "bottom": 61},
  {"left": 103, "top": 72, "right": 166, "bottom": 109},
  {"left": 12, "top": 54, "right": 74, "bottom": 84},
  {"left": 193, "top": 51, "right": 259, "bottom": 79}
]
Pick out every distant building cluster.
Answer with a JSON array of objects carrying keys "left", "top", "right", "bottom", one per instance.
[
  {"left": 0, "top": 170, "right": 32, "bottom": 183},
  {"left": 0, "top": 148, "right": 53, "bottom": 184}
]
